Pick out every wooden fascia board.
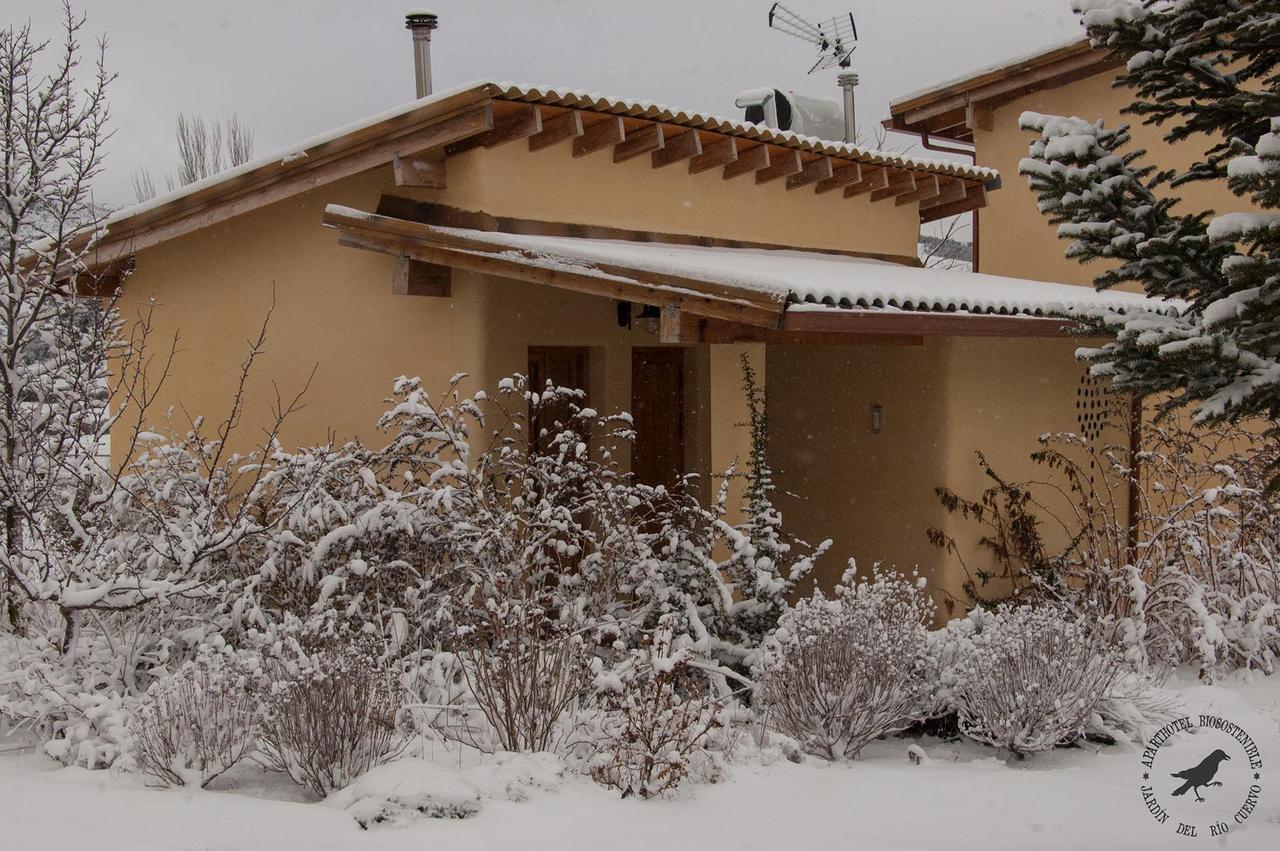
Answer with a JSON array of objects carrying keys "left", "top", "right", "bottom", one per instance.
[
  {"left": 783, "top": 308, "right": 1078, "bottom": 337},
  {"left": 896, "top": 48, "right": 1117, "bottom": 128}
]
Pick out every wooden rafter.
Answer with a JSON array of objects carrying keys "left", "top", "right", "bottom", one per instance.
[
  {"left": 689, "top": 137, "right": 737, "bottom": 174},
  {"left": 723, "top": 143, "right": 770, "bottom": 180},
  {"left": 672, "top": 313, "right": 924, "bottom": 346},
  {"left": 573, "top": 116, "right": 626, "bottom": 157},
  {"left": 393, "top": 149, "right": 446, "bottom": 189},
  {"left": 786, "top": 157, "right": 834, "bottom": 191},
  {"left": 614, "top": 123, "right": 664, "bottom": 163},
  {"left": 844, "top": 166, "right": 890, "bottom": 197},
  {"left": 652, "top": 129, "right": 703, "bottom": 168},
  {"left": 393, "top": 254, "right": 451, "bottom": 296},
  {"left": 870, "top": 170, "right": 917, "bottom": 202},
  {"left": 895, "top": 173, "right": 941, "bottom": 206},
  {"left": 528, "top": 110, "right": 584, "bottom": 152},
  {"left": 815, "top": 164, "right": 861, "bottom": 194},
  {"left": 920, "top": 177, "right": 967, "bottom": 211},
  {"left": 921, "top": 182, "right": 987, "bottom": 223},
  {"left": 755, "top": 149, "right": 803, "bottom": 184}
]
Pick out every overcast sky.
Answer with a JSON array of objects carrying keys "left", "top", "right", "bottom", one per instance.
[{"left": 8, "top": 0, "right": 1084, "bottom": 207}]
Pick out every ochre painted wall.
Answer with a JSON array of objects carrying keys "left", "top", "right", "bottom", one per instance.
[
  {"left": 767, "top": 335, "right": 1128, "bottom": 616},
  {"left": 974, "top": 69, "right": 1254, "bottom": 285}
]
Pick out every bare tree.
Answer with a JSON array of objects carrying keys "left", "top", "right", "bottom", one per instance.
[{"left": 132, "top": 113, "right": 256, "bottom": 203}]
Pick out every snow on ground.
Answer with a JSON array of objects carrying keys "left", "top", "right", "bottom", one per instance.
[{"left": 3, "top": 673, "right": 1279, "bottom": 850}]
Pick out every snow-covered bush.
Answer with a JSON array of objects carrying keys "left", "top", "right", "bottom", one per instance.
[
  {"left": 456, "top": 595, "right": 592, "bottom": 754},
  {"left": 589, "top": 616, "right": 725, "bottom": 799},
  {"left": 754, "top": 566, "right": 933, "bottom": 760},
  {"left": 131, "top": 641, "right": 263, "bottom": 787},
  {"left": 258, "top": 632, "right": 405, "bottom": 798},
  {"left": 951, "top": 605, "right": 1121, "bottom": 755},
  {"left": 934, "top": 422, "right": 1280, "bottom": 674}
]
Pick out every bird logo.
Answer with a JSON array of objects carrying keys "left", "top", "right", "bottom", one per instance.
[{"left": 1170, "top": 749, "right": 1231, "bottom": 802}]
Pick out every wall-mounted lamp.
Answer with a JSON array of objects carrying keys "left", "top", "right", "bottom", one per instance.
[{"left": 871, "top": 404, "right": 883, "bottom": 434}]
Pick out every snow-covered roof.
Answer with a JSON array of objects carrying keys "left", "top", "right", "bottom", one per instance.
[
  {"left": 422, "top": 226, "right": 1175, "bottom": 320},
  {"left": 337, "top": 209, "right": 1172, "bottom": 322},
  {"left": 98, "top": 81, "right": 999, "bottom": 257}
]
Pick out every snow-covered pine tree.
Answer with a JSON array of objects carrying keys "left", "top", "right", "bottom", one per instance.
[{"left": 1017, "top": 1, "right": 1280, "bottom": 451}]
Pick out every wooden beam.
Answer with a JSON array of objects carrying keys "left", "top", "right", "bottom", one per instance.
[
  {"left": 393, "top": 254, "right": 451, "bottom": 296},
  {"left": 528, "top": 110, "right": 583, "bottom": 152},
  {"left": 324, "top": 206, "right": 785, "bottom": 328},
  {"left": 723, "top": 143, "right": 769, "bottom": 180},
  {"left": 573, "top": 116, "right": 626, "bottom": 157},
  {"left": 844, "top": 166, "right": 890, "bottom": 197},
  {"left": 755, "top": 148, "right": 803, "bottom": 184},
  {"left": 481, "top": 105, "right": 543, "bottom": 148},
  {"left": 870, "top": 170, "right": 918, "bottom": 202},
  {"left": 815, "top": 163, "right": 861, "bottom": 194},
  {"left": 967, "top": 102, "right": 994, "bottom": 132},
  {"left": 895, "top": 173, "right": 941, "bottom": 206},
  {"left": 921, "top": 183, "right": 988, "bottom": 223},
  {"left": 689, "top": 137, "right": 737, "bottom": 174},
  {"left": 614, "top": 123, "right": 664, "bottom": 163},
  {"left": 786, "top": 156, "right": 834, "bottom": 191},
  {"left": 679, "top": 313, "right": 923, "bottom": 346},
  {"left": 920, "top": 177, "right": 967, "bottom": 211},
  {"left": 393, "top": 149, "right": 446, "bottom": 189},
  {"left": 659, "top": 304, "right": 682, "bottom": 343},
  {"left": 783, "top": 308, "right": 1075, "bottom": 338},
  {"left": 375, "top": 195, "right": 923, "bottom": 267},
  {"left": 652, "top": 129, "right": 702, "bottom": 168}
]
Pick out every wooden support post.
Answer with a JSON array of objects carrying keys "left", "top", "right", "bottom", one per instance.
[
  {"left": 870, "top": 170, "right": 918, "bottom": 202},
  {"left": 614, "top": 123, "right": 664, "bottom": 162},
  {"left": 895, "top": 173, "right": 941, "bottom": 206},
  {"left": 755, "top": 148, "right": 803, "bottom": 184},
  {"left": 393, "top": 150, "right": 447, "bottom": 189},
  {"left": 392, "top": 254, "right": 451, "bottom": 297},
  {"left": 815, "top": 163, "right": 861, "bottom": 194},
  {"left": 689, "top": 137, "right": 738, "bottom": 174},
  {"left": 844, "top": 166, "right": 890, "bottom": 197},
  {"left": 659, "top": 304, "right": 682, "bottom": 343},
  {"left": 722, "top": 143, "right": 769, "bottom": 180},
  {"left": 528, "top": 110, "right": 584, "bottom": 152},
  {"left": 573, "top": 116, "right": 626, "bottom": 157},
  {"left": 786, "top": 156, "right": 834, "bottom": 191},
  {"left": 652, "top": 129, "right": 702, "bottom": 168}
]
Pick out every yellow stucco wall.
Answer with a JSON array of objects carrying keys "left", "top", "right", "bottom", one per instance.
[
  {"left": 974, "top": 69, "right": 1253, "bottom": 284},
  {"left": 767, "top": 334, "right": 1128, "bottom": 615}
]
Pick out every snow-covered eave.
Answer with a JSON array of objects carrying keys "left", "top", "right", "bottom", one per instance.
[{"left": 324, "top": 204, "right": 1179, "bottom": 339}]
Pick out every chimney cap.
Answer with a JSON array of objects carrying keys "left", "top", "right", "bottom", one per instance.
[{"left": 405, "top": 10, "right": 439, "bottom": 30}]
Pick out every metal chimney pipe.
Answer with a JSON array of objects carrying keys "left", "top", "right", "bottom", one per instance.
[
  {"left": 838, "top": 71, "right": 859, "bottom": 144},
  {"left": 405, "top": 11, "right": 439, "bottom": 98}
]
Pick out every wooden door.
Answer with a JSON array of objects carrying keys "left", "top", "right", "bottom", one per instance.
[
  {"left": 631, "top": 348, "right": 685, "bottom": 488},
  {"left": 527, "top": 346, "right": 591, "bottom": 453}
]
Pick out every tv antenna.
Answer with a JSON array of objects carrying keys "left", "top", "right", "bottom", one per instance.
[{"left": 767, "top": 3, "right": 858, "bottom": 74}]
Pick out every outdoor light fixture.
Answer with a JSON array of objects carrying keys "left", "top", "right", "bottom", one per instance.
[{"left": 871, "top": 404, "right": 883, "bottom": 434}]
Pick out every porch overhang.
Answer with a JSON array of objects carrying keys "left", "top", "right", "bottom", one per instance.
[{"left": 322, "top": 204, "right": 1178, "bottom": 341}]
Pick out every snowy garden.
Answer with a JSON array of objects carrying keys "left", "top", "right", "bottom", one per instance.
[{"left": 4, "top": 1, "right": 1280, "bottom": 848}]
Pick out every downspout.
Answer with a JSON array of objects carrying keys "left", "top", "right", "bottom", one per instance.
[{"left": 920, "top": 131, "right": 980, "bottom": 273}]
